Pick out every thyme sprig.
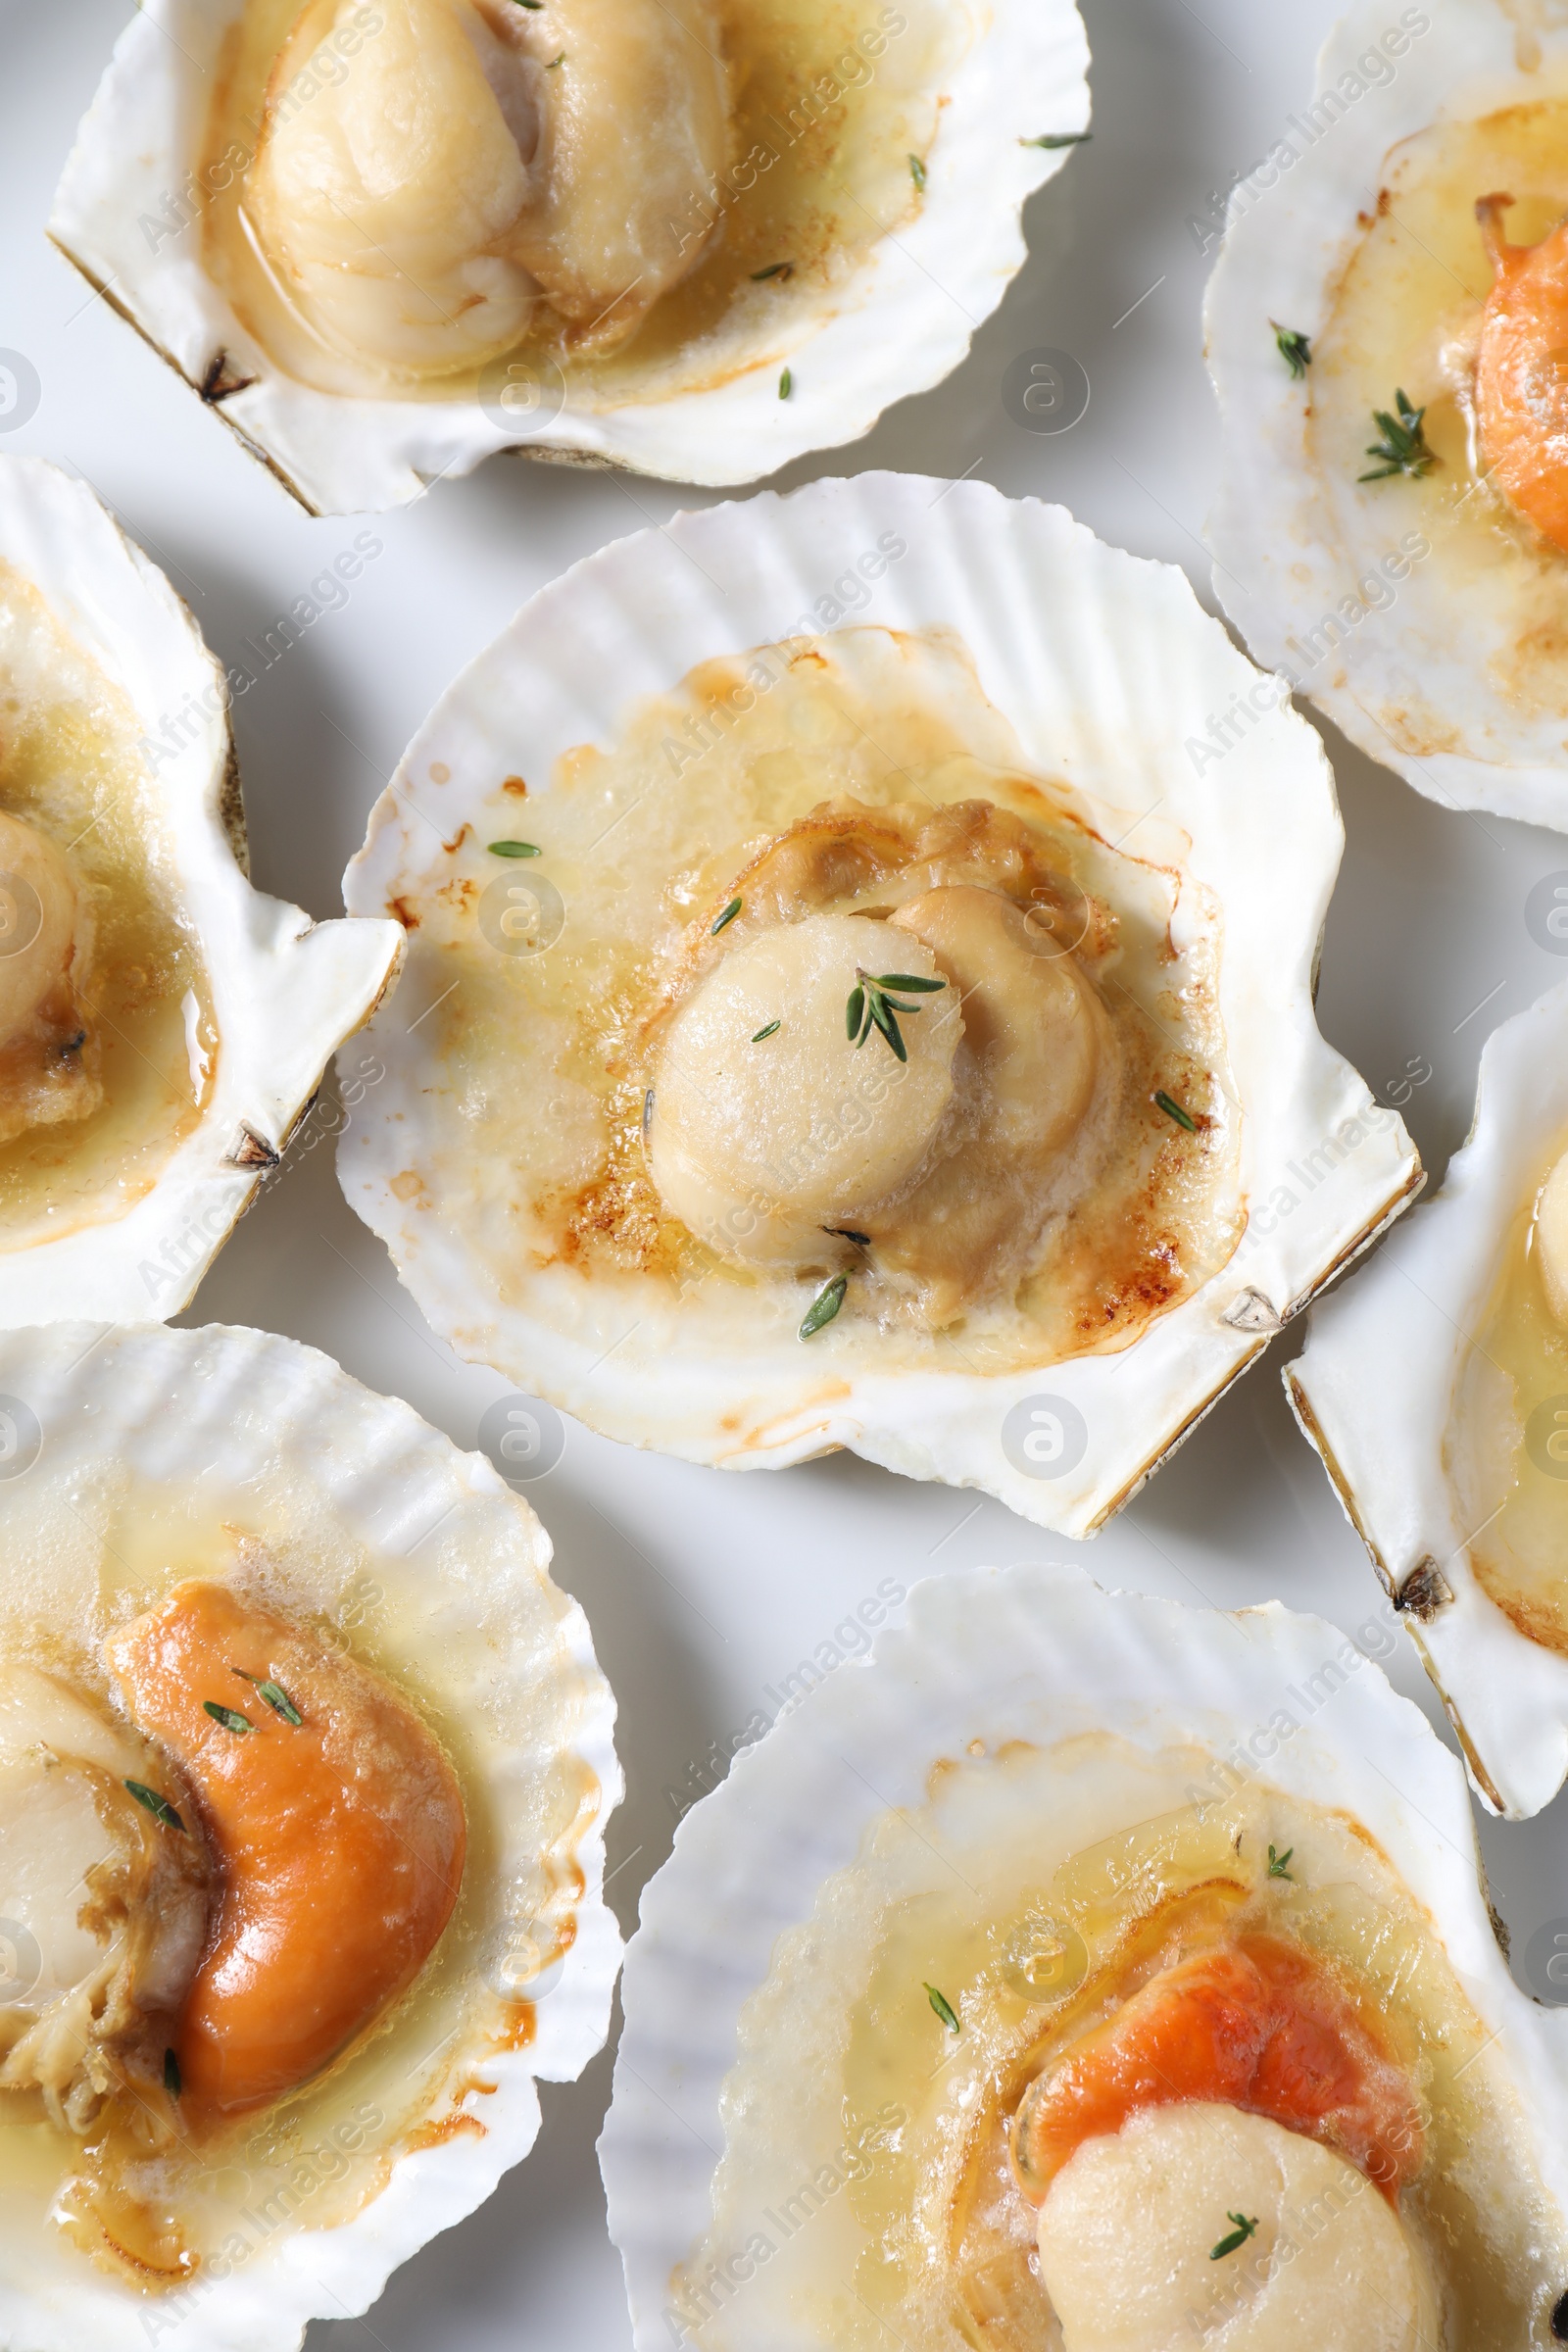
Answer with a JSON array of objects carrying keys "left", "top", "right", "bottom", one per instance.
[
  {"left": 488, "top": 840, "right": 540, "bottom": 858},
  {"left": 1210, "top": 2212, "right": 1259, "bottom": 2261},
  {"left": 1359, "top": 388, "right": 1435, "bottom": 482},
  {"left": 1271, "top": 320, "right": 1311, "bottom": 379},
  {"left": 799, "top": 1274, "right": 847, "bottom": 1339},
  {"left": 711, "top": 897, "right": 742, "bottom": 935},
  {"left": 1020, "top": 131, "right": 1091, "bottom": 149},
  {"left": 1267, "top": 1844, "right": 1294, "bottom": 1880},
  {"left": 125, "top": 1780, "right": 185, "bottom": 1833},
  {"left": 232, "top": 1668, "right": 304, "bottom": 1727},
  {"left": 752, "top": 262, "right": 793, "bottom": 281},
  {"left": 846, "top": 968, "right": 947, "bottom": 1063},
  {"left": 925, "top": 1982, "right": 960, "bottom": 2034},
  {"left": 203, "top": 1701, "right": 253, "bottom": 1736},
  {"left": 751, "top": 1020, "right": 781, "bottom": 1043},
  {"left": 908, "top": 154, "right": 926, "bottom": 190},
  {"left": 779, "top": 368, "right": 793, "bottom": 400},
  {"left": 1154, "top": 1089, "right": 1197, "bottom": 1133}
]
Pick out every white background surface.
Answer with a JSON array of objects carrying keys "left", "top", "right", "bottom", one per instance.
[{"left": 4, "top": 2, "right": 1568, "bottom": 2346}]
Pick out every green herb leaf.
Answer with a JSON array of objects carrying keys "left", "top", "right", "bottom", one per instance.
[
  {"left": 513, "top": 1, "right": 544, "bottom": 8},
  {"left": 234, "top": 1668, "right": 304, "bottom": 1726},
  {"left": 908, "top": 153, "right": 926, "bottom": 190},
  {"left": 751, "top": 262, "right": 793, "bottom": 280},
  {"left": 546, "top": 49, "right": 564, "bottom": 65},
  {"left": 824, "top": 1227, "right": 871, "bottom": 1246},
  {"left": 125, "top": 1780, "right": 185, "bottom": 1834},
  {"left": 1267, "top": 1844, "right": 1294, "bottom": 1880},
  {"left": 1020, "top": 131, "right": 1091, "bottom": 148},
  {"left": 799, "top": 1274, "right": 848, "bottom": 1340},
  {"left": 711, "top": 897, "right": 742, "bottom": 935},
  {"left": 1359, "top": 387, "right": 1435, "bottom": 482},
  {"left": 1271, "top": 319, "right": 1311, "bottom": 379},
  {"left": 848, "top": 969, "right": 948, "bottom": 1063},
  {"left": 204, "top": 1700, "right": 254, "bottom": 1735},
  {"left": 488, "top": 839, "right": 541, "bottom": 858},
  {"left": 868, "top": 990, "right": 907, "bottom": 1063},
  {"left": 1210, "top": 2212, "right": 1259, "bottom": 2261},
  {"left": 925, "top": 1982, "right": 959, "bottom": 2034},
  {"left": 1155, "top": 1090, "right": 1198, "bottom": 1133},
  {"left": 164, "top": 2047, "right": 181, "bottom": 2098},
  {"left": 751, "top": 1020, "right": 781, "bottom": 1042},
  {"left": 778, "top": 368, "right": 793, "bottom": 400}
]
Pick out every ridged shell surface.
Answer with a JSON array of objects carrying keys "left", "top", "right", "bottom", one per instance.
[
  {"left": 598, "top": 1562, "right": 1568, "bottom": 2350},
  {"left": 339, "top": 471, "right": 1419, "bottom": 1537},
  {"left": 0, "top": 457, "right": 401, "bottom": 1323},
  {"left": 49, "top": 0, "right": 1090, "bottom": 513},
  {"left": 1289, "top": 974, "right": 1568, "bottom": 1818},
  {"left": 0, "top": 1319, "right": 621, "bottom": 2352}
]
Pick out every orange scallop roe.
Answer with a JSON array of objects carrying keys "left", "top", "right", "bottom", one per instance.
[
  {"left": 106, "top": 1580, "right": 466, "bottom": 2121},
  {"left": 1009, "top": 1933, "right": 1424, "bottom": 2207},
  {"left": 1475, "top": 191, "right": 1568, "bottom": 553}
]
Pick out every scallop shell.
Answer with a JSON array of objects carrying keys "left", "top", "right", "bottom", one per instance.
[
  {"left": 598, "top": 1561, "right": 1568, "bottom": 2350},
  {"left": 1204, "top": 0, "right": 1568, "bottom": 829},
  {"left": 0, "top": 456, "right": 400, "bottom": 1323},
  {"left": 338, "top": 470, "right": 1419, "bottom": 1537},
  {"left": 49, "top": 0, "right": 1089, "bottom": 514},
  {"left": 1287, "top": 973, "right": 1568, "bottom": 1819},
  {"left": 0, "top": 1317, "right": 621, "bottom": 2352}
]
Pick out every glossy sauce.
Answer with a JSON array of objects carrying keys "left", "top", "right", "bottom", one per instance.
[
  {"left": 1449, "top": 1133, "right": 1568, "bottom": 1651},
  {"left": 0, "top": 1469, "right": 597, "bottom": 2289},
  {"left": 388, "top": 627, "right": 1243, "bottom": 1375},
  {"left": 1310, "top": 84, "right": 1568, "bottom": 736},
  {"left": 0, "top": 566, "right": 216, "bottom": 1242},
  {"left": 200, "top": 0, "right": 956, "bottom": 406},
  {"left": 678, "top": 1738, "right": 1563, "bottom": 2349}
]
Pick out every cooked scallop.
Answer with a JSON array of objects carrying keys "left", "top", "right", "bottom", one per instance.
[
  {"left": 340, "top": 476, "right": 1419, "bottom": 1536},
  {"left": 0, "top": 1320, "right": 619, "bottom": 2352},
  {"left": 603, "top": 1566, "right": 1568, "bottom": 2352}
]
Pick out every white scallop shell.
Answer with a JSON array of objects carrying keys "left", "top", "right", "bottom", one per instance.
[
  {"left": 49, "top": 0, "right": 1089, "bottom": 514},
  {"left": 338, "top": 470, "right": 1420, "bottom": 1537},
  {"left": 0, "top": 1318, "right": 621, "bottom": 2352},
  {"left": 597, "top": 1561, "right": 1568, "bottom": 2351},
  {"left": 1287, "top": 973, "right": 1568, "bottom": 1819},
  {"left": 0, "top": 456, "right": 401, "bottom": 1323},
  {"left": 1204, "top": 0, "right": 1568, "bottom": 830}
]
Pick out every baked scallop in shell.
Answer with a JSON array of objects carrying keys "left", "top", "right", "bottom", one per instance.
[
  {"left": 1206, "top": 0, "right": 1568, "bottom": 830},
  {"left": 338, "top": 473, "right": 1420, "bottom": 1536},
  {"left": 1287, "top": 971, "right": 1568, "bottom": 1819},
  {"left": 599, "top": 1563, "right": 1568, "bottom": 2351},
  {"left": 0, "top": 1319, "right": 619, "bottom": 2351},
  {"left": 49, "top": 0, "right": 1090, "bottom": 514},
  {"left": 0, "top": 456, "right": 400, "bottom": 1324}
]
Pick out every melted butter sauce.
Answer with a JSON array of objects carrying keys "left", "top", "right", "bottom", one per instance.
[
  {"left": 0, "top": 565, "right": 216, "bottom": 1242},
  {"left": 200, "top": 0, "right": 956, "bottom": 407},
  {"left": 393, "top": 626, "right": 1244, "bottom": 1377},
  {"left": 678, "top": 1738, "right": 1561, "bottom": 2349},
  {"left": 1449, "top": 1135, "right": 1568, "bottom": 1651},
  {"left": 0, "top": 1467, "right": 597, "bottom": 2291},
  {"left": 1310, "top": 80, "right": 1568, "bottom": 740}
]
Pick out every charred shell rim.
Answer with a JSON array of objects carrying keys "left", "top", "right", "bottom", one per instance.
[
  {"left": 47, "top": 0, "right": 1090, "bottom": 512},
  {"left": 336, "top": 469, "right": 1419, "bottom": 1541},
  {"left": 598, "top": 1563, "right": 1568, "bottom": 2352},
  {"left": 1289, "top": 969, "right": 1568, "bottom": 1820},
  {"left": 1203, "top": 0, "right": 1568, "bottom": 830},
  {"left": 0, "top": 1318, "right": 622, "bottom": 2352},
  {"left": 0, "top": 455, "right": 403, "bottom": 1326}
]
